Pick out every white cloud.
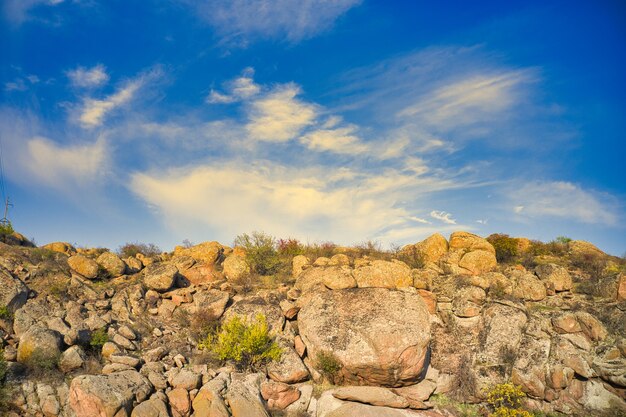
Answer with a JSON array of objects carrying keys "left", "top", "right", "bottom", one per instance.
[
  {"left": 187, "top": 0, "right": 361, "bottom": 44},
  {"left": 4, "top": 79, "right": 27, "bottom": 92},
  {"left": 245, "top": 83, "right": 317, "bottom": 142},
  {"left": 207, "top": 68, "right": 260, "bottom": 104},
  {"left": 398, "top": 70, "right": 534, "bottom": 129},
  {"left": 67, "top": 64, "right": 109, "bottom": 88},
  {"left": 300, "top": 125, "right": 368, "bottom": 154},
  {"left": 407, "top": 216, "right": 431, "bottom": 224},
  {"left": 510, "top": 181, "right": 618, "bottom": 225},
  {"left": 76, "top": 68, "right": 162, "bottom": 128},
  {"left": 3, "top": 0, "right": 64, "bottom": 25},
  {"left": 130, "top": 161, "right": 458, "bottom": 245},
  {"left": 430, "top": 210, "right": 457, "bottom": 224},
  {"left": 25, "top": 136, "right": 108, "bottom": 188}
]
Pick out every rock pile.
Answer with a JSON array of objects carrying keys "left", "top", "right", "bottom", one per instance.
[{"left": 0, "top": 231, "right": 623, "bottom": 417}]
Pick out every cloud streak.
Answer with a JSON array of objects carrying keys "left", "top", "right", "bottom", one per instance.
[
  {"left": 67, "top": 64, "right": 109, "bottom": 88},
  {"left": 185, "top": 0, "right": 361, "bottom": 45},
  {"left": 510, "top": 181, "right": 619, "bottom": 225}
]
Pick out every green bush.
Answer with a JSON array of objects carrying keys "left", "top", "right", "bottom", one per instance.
[
  {"left": 234, "top": 232, "right": 281, "bottom": 275},
  {"left": 90, "top": 328, "right": 109, "bottom": 350},
  {"left": 316, "top": 350, "right": 342, "bottom": 383},
  {"left": 487, "top": 234, "right": 520, "bottom": 263},
  {"left": 0, "top": 348, "right": 7, "bottom": 382},
  {"left": 198, "top": 313, "right": 281, "bottom": 370},
  {"left": 554, "top": 236, "right": 572, "bottom": 244},
  {"left": 117, "top": 242, "right": 161, "bottom": 258},
  {"left": 0, "top": 306, "right": 11, "bottom": 320},
  {"left": 397, "top": 245, "right": 425, "bottom": 269},
  {"left": 0, "top": 222, "right": 14, "bottom": 242}
]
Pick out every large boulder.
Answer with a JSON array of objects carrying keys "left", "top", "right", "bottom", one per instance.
[
  {"left": 509, "top": 269, "right": 547, "bottom": 301},
  {"left": 130, "top": 397, "right": 170, "bottom": 417},
  {"left": 225, "top": 373, "right": 270, "bottom": 417},
  {"left": 42, "top": 242, "right": 76, "bottom": 255},
  {"left": 69, "top": 370, "right": 153, "bottom": 417},
  {"left": 223, "top": 254, "right": 251, "bottom": 281},
  {"left": 143, "top": 263, "right": 178, "bottom": 292},
  {"left": 17, "top": 326, "right": 63, "bottom": 365},
  {"left": 173, "top": 241, "right": 225, "bottom": 264},
  {"left": 353, "top": 260, "right": 412, "bottom": 289},
  {"left": 440, "top": 232, "right": 497, "bottom": 275},
  {"left": 0, "top": 266, "right": 29, "bottom": 312},
  {"left": 97, "top": 252, "right": 127, "bottom": 278},
  {"left": 403, "top": 233, "right": 449, "bottom": 264},
  {"left": 298, "top": 288, "right": 431, "bottom": 387},
  {"left": 448, "top": 231, "right": 495, "bottom": 254},
  {"left": 295, "top": 266, "right": 357, "bottom": 293},
  {"left": 68, "top": 254, "right": 99, "bottom": 279},
  {"left": 535, "top": 264, "right": 572, "bottom": 292},
  {"left": 179, "top": 263, "right": 224, "bottom": 286}
]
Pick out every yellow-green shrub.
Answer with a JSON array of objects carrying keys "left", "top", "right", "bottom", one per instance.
[
  {"left": 198, "top": 313, "right": 281, "bottom": 370},
  {"left": 487, "top": 382, "right": 531, "bottom": 417}
]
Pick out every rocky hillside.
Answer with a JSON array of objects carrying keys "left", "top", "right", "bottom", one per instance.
[{"left": 0, "top": 231, "right": 624, "bottom": 417}]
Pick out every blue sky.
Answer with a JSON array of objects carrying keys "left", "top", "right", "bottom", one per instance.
[{"left": 1, "top": 0, "right": 625, "bottom": 255}]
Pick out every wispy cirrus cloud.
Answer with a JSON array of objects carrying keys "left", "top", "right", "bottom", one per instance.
[
  {"left": 184, "top": 0, "right": 361, "bottom": 46},
  {"left": 75, "top": 68, "right": 161, "bottom": 128},
  {"left": 430, "top": 210, "right": 457, "bottom": 224},
  {"left": 509, "top": 181, "right": 619, "bottom": 225},
  {"left": 67, "top": 64, "right": 109, "bottom": 88}
]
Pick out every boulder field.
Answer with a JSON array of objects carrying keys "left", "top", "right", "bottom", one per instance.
[{"left": 0, "top": 231, "right": 623, "bottom": 417}]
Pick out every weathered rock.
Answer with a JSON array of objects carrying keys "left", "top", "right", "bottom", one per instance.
[
  {"left": 168, "top": 387, "right": 191, "bottom": 417},
  {"left": 392, "top": 379, "right": 436, "bottom": 408},
  {"left": 173, "top": 241, "right": 224, "bottom": 264},
  {"left": 143, "top": 263, "right": 178, "bottom": 292},
  {"left": 329, "top": 254, "right": 350, "bottom": 266},
  {"left": 353, "top": 260, "right": 412, "bottom": 289},
  {"left": 223, "top": 254, "right": 251, "bottom": 281},
  {"left": 42, "top": 241, "right": 76, "bottom": 255},
  {"left": 69, "top": 370, "right": 153, "bottom": 417},
  {"left": 171, "top": 369, "right": 202, "bottom": 390},
  {"left": 575, "top": 312, "right": 607, "bottom": 341},
  {"left": 403, "top": 233, "right": 449, "bottom": 265},
  {"left": 295, "top": 265, "right": 357, "bottom": 292},
  {"left": 125, "top": 257, "right": 144, "bottom": 274},
  {"left": 180, "top": 263, "right": 224, "bottom": 286},
  {"left": 298, "top": 288, "right": 430, "bottom": 387},
  {"left": 130, "top": 397, "right": 170, "bottom": 417},
  {"left": 449, "top": 231, "right": 495, "bottom": 254},
  {"left": 223, "top": 296, "right": 284, "bottom": 332},
  {"left": 292, "top": 255, "right": 310, "bottom": 277},
  {"left": 68, "top": 254, "right": 99, "bottom": 279},
  {"left": 260, "top": 381, "right": 300, "bottom": 410},
  {"left": 509, "top": 270, "right": 546, "bottom": 301},
  {"left": 617, "top": 273, "right": 626, "bottom": 302},
  {"left": 535, "top": 264, "right": 572, "bottom": 292},
  {"left": 552, "top": 313, "right": 582, "bottom": 334},
  {"left": 225, "top": 373, "right": 270, "bottom": 417},
  {"left": 0, "top": 266, "right": 29, "bottom": 312},
  {"left": 192, "top": 374, "right": 230, "bottom": 417},
  {"left": 110, "top": 354, "right": 141, "bottom": 368},
  {"left": 325, "top": 401, "right": 431, "bottom": 417},
  {"left": 457, "top": 250, "right": 497, "bottom": 275},
  {"left": 97, "top": 252, "right": 127, "bottom": 278},
  {"left": 267, "top": 337, "right": 310, "bottom": 384},
  {"left": 17, "top": 326, "right": 63, "bottom": 365},
  {"left": 59, "top": 345, "right": 87, "bottom": 373},
  {"left": 333, "top": 386, "right": 409, "bottom": 408}
]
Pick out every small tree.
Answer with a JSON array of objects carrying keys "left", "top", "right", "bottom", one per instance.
[
  {"left": 198, "top": 313, "right": 281, "bottom": 370},
  {"left": 234, "top": 232, "right": 281, "bottom": 275},
  {"left": 487, "top": 234, "right": 519, "bottom": 263},
  {"left": 0, "top": 221, "right": 14, "bottom": 243}
]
